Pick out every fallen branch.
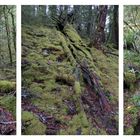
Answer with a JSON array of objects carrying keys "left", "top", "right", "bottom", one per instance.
[
  {"left": 80, "top": 60, "right": 111, "bottom": 112},
  {"left": 104, "top": 51, "right": 119, "bottom": 57},
  {"left": 8, "top": 90, "right": 16, "bottom": 96},
  {"left": 0, "top": 121, "right": 16, "bottom": 125}
]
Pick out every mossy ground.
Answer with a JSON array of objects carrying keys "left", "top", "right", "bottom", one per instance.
[
  {"left": 22, "top": 24, "right": 118, "bottom": 135},
  {"left": 22, "top": 111, "right": 46, "bottom": 135},
  {"left": 0, "top": 68, "right": 16, "bottom": 119},
  {"left": 0, "top": 80, "right": 15, "bottom": 93}
]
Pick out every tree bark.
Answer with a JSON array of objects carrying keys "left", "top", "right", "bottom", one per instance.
[
  {"left": 91, "top": 5, "right": 108, "bottom": 48},
  {"left": 86, "top": 6, "right": 93, "bottom": 37},
  {"left": 108, "top": 6, "right": 118, "bottom": 49},
  {"left": 10, "top": 12, "right": 16, "bottom": 52},
  {"left": 3, "top": 6, "right": 13, "bottom": 66}
]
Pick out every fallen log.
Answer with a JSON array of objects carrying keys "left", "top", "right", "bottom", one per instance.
[
  {"left": 0, "top": 121, "right": 16, "bottom": 125},
  {"left": 80, "top": 60, "right": 111, "bottom": 113},
  {"left": 103, "top": 51, "right": 119, "bottom": 57}
]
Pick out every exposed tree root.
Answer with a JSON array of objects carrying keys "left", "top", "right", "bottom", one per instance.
[{"left": 80, "top": 61, "right": 118, "bottom": 135}]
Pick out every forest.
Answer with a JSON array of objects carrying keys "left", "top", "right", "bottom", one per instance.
[
  {"left": 0, "top": 6, "right": 16, "bottom": 135},
  {"left": 22, "top": 5, "right": 118, "bottom": 135},
  {"left": 124, "top": 6, "right": 140, "bottom": 135}
]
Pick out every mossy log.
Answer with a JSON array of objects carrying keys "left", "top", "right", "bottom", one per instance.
[{"left": 80, "top": 61, "right": 111, "bottom": 113}]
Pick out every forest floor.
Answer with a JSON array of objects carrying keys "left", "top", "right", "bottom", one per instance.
[
  {"left": 22, "top": 24, "right": 118, "bottom": 135},
  {"left": 0, "top": 67, "right": 16, "bottom": 135},
  {"left": 124, "top": 50, "right": 140, "bottom": 135}
]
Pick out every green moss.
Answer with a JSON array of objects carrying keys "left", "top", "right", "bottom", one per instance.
[
  {"left": 125, "top": 72, "right": 136, "bottom": 84},
  {"left": 61, "top": 43, "right": 77, "bottom": 65},
  {"left": 22, "top": 68, "right": 42, "bottom": 86},
  {"left": 124, "top": 72, "right": 136, "bottom": 90},
  {"left": 62, "top": 112, "right": 90, "bottom": 135},
  {"left": 64, "top": 24, "right": 82, "bottom": 43},
  {"left": 98, "top": 129, "right": 107, "bottom": 135},
  {"left": 44, "top": 79, "right": 56, "bottom": 92},
  {"left": 0, "top": 95, "right": 16, "bottom": 118},
  {"left": 74, "top": 81, "right": 81, "bottom": 96},
  {"left": 125, "top": 127, "right": 134, "bottom": 135},
  {"left": 56, "top": 73, "right": 75, "bottom": 86},
  {"left": 0, "top": 68, "right": 16, "bottom": 80},
  {"left": 0, "top": 80, "right": 15, "bottom": 93},
  {"left": 22, "top": 111, "right": 46, "bottom": 135},
  {"left": 90, "top": 47, "right": 118, "bottom": 103},
  {"left": 29, "top": 83, "right": 44, "bottom": 95},
  {"left": 22, "top": 25, "right": 118, "bottom": 135},
  {"left": 47, "top": 44, "right": 63, "bottom": 52},
  {"left": 27, "top": 52, "right": 43, "bottom": 63},
  {"left": 124, "top": 50, "right": 140, "bottom": 67}
]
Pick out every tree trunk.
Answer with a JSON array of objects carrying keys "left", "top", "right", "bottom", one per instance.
[
  {"left": 73, "top": 6, "right": 81, "bottom": 32},
  {"left": 108, "top": 6, "right": 118, "bottom": 49},
  {"left": 86, "top": 6, "right": 93, "bottom": 37},
  {"left": 38, "top": 5, "right": 47, "bottom": 25},
  {"left": 3, "top": 6, "right": 13, "bottom": 66},
  {"left": 91, "top": 5, "right": 108, "bottom": 48},
  {"left": 11, "top": 12, "right": 16, "bottom": 52},
  {"left": 113, "top": 6, "right": 118, "bottom": 48}
]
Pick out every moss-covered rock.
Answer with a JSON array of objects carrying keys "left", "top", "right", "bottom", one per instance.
[
  {"left": 124, "top": 72, "right": 136, "bottom": 90},
  {"left": 22, "top": 111, "right": 46, "bottom": 135},
  {"left": 0, "top": 80, "right": 15, "bottom": 93}
]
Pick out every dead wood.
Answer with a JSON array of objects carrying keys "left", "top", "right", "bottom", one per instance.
[{"left": 80, "top": 60, "right": 111, "bottom": 113}]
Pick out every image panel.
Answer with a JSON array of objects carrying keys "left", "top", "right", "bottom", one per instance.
[
  {"left": 124, "top": 5, "right": 140, "bottom": 135},
  {"left": 0, "top": 6, "right": 16, "bottom": 135},
  {"left": 22, "top": 5, "right": 118, "bottom": 135}
]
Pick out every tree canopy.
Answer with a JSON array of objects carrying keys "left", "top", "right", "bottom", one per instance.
[{"left": 22, "top": 5, "right": 118, "bottom": 49}]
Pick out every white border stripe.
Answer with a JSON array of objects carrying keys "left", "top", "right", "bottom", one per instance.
[
  {"left": 16, "top": 4, "right": 21, "bottom": 136},
  {"left": 0, "top": 0, "right": 139, "bottom": 5},
  {"left": 119, "top": 5, "right": 124, "bottom": 136},
  {"left": 1, "top": 1, "right": 140, "bottom": 139}
]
